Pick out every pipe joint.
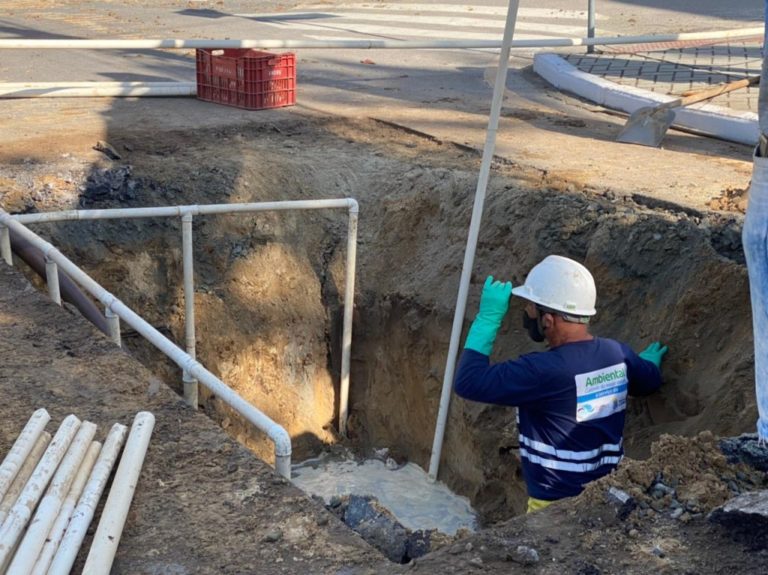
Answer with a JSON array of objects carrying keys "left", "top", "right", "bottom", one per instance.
[
  {"left": 181, "top": 205, "right": 200, "bottom": 218},
  {"left": 347, "top": 198, "right": 360, "bottom": 214},
  {"left": 270, "top": 428, "right": 293, "bottom": 457},
  {"left": 103, "top": 294, "right": 121, "bottom": 312},
  {"left": 182, "top": 356, "right": 202, "bottom": 376}
]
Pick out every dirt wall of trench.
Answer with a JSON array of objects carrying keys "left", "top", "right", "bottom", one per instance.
[{"left": 0, "top": 116, "right": 756, "bottom": 524}]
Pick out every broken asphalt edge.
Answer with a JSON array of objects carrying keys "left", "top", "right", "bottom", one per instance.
[{"left": 533, "top": 52, "right": 759, "bottom": 146}]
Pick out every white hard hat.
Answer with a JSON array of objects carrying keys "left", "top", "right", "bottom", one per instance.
[{"left": 511, "top": 255, "right": 597, "bottom": 316}]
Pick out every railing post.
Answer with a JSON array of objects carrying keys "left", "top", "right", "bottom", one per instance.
[
  {"left": 181, "top": 213, "right": 198, "bottom": 409},
  {"left": 339, "top": 203, "right": 359, "bottom": 437},
  {"left": 45, "top": 257, "right": 62, "bottom": 305},
  {"left": 105, "top": 307, "right": 121, "bottom": 347},
  {"left": 587, "top": 0, "right": 596, "bottom": 53},
  {"left": 0, "top": 225, "right": 12, "bottom": 265}
]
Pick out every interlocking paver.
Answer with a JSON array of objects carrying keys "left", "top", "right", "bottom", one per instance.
[{"left": 565, "top": 40, "right": 763, "bottom": 112}]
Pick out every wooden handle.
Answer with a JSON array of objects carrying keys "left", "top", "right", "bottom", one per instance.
[{"left": 678, "top": 75, "right": 759, "bottom": 107}]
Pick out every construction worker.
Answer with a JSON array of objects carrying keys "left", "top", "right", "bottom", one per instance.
[
  {"left": 743, "top": 0, "right": 768, "bottom": 443},
  {"left": 454, "top": 255, "right": 668, "bottom": 513}
]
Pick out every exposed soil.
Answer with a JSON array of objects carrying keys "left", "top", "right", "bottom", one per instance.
[{"left": 1, "top": 105, "right": 765, "bottom": 573}]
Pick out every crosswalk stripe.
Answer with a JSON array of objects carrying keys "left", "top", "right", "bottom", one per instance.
[
  {"left": 258, "top": 12, "right": 592, "bottom": 35},
  {"left": 259, "top": 21, "right": 533, "bottom": 41},
  {"left": 282, "top": 4, "right": 608, "bottom": 20}
]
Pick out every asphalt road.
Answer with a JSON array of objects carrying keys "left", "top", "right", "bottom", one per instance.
[{"left": 0, "top": 0, "right": 762, "bottom": 85}]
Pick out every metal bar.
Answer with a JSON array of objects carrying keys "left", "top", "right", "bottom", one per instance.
[
  {"left": 339, "top": 202, "right": 359, "bottom": 436},
  {"left": 181, "top": 214, "right": 198, "bottom": 409},
  {"left": 45, "top": 257, "right": 62, "bottom": 305},
  {"left": 587, "top": 0, "right": 596, "bottom": 53},
  {"left": 428, "top": 0, "right": 521, "bottom": 481}
]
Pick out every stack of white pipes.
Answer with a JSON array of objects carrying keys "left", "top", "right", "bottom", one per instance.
[{"left": 0, "top": 409, "right": 155, "bottom": 574}]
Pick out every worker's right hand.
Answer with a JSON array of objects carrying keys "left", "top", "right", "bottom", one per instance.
[
  {"left": 477, "top": 275, "right": 513, "bottom": 322},
  {"left": 464, "top": 275, "right": 512, "bottom": 356},
  {"left": 638, "top": 341, "right": 669, "bottom": 369}
]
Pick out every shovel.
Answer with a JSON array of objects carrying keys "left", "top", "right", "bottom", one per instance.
[{"left": 617, "top": 75, "right": 759, "bottom": 147}]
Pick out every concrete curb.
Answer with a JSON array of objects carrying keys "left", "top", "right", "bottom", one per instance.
[{"left": 533, "top": 53, "right": 759, "bottom": 146}]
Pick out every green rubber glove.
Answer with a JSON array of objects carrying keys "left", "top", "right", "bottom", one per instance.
[
  {"left": 464, "top": 276, "right": 513, "bottom": 356},
  {"left": 638, "top": 341, "right": 669, "bottom": 369}
]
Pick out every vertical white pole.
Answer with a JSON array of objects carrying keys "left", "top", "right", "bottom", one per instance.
[
  {"left": 339, "top": 204, "right": 359, "bottom": 436},
  {"left": 45, "top": 257, "right": 62, "bottom": 305},
  {"left": 105, "top": 307, "right": 121, "bottom": 346},
  {"left": 428, "top": 0, "right": 521, "bottom": 481},
  {"left": 0, "top": 225, "right": 11, "bottom": 265},
  {"left": 82, "top": 412, "right": 155, "bottom": 575},
  {"left": 182, "top": 213, "right": 198, "bottom": 408}
]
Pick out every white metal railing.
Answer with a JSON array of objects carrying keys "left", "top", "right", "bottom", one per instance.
[{"left": 0, "top": 200, "right": 360, "bottom": 478}]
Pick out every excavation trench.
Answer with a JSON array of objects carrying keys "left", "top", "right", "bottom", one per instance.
[{"left": 2, "top": 117, "right": 756, "bottom": 544}]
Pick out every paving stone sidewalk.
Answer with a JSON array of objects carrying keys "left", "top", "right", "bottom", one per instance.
[{"left": 565, "top": 39, "right": 764, "bottom": 112}]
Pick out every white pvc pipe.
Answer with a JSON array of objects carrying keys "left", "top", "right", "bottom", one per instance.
[
  {"left": 1, "top": 225, "right": 12, "bottom": 265},
  {"left": 105, "top": 307, "right": 121, "bottom": 347},
  {"left": 7, "top": 422, "right": 98, "bottom": 575},
  {"left": 339, "top": 207, "right": 359, "bottom": 436},
  {"left": 428, "top": 0, "right": 520, "bottom": 481},
  {"left": 181, "top": 213, "right": 198, "bottom": 409},
  {"left": 45, "top": 257, "right": 62, "bottom": 305},
  {"left": 12, "top": 199, "right": 358, "bottom": 224},
  {"left": 82, "top": 412, "right": 155, "bottom": 575},
  {"left": 0, "top": 415, "right": 81, "bottom": 569},
  {"left": 2, "top": 212, "right": 294, "bottom": 476},
  {"left": 0, "top": 84, "right": 196, "bottom": 99},
  {"left": 0, "top": 27, "right": 761, "bottom": 50},
  {"left": 0, "top": 81, "right": 192, "bottom": 88},
  {"left": 0, "top": 408, "right": 50, "bottom": 505},
  {"left": 48, "top": 424, "right": 127, "bottom": 575},
  {"left": 30, "top": 440, "right": 101, "bottom": 575},
  {"left": 0, "top": 433, "right": 52, "bottom": 527},
  {"left": 10, "top": 199, "right": 359, "bottom": 451}
]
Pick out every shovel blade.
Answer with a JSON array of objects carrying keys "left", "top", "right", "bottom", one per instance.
[{"left": 617, "top": 106, "right": 677, "bottom": 147}]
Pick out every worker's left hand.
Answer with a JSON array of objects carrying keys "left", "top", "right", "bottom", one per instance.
[
  {"left": 464, "top": 276, "right": 512, "bottom": 356},
  {"left": 477, "top": 275, "right": 513, "bottom": 322},
  {"left": 638, "top": 341, "right": 669, "bottom": 369}
]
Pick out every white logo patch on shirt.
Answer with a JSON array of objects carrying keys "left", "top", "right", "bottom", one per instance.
[{"left": 574, "top": 362, "right": 628, "bottom": 422}]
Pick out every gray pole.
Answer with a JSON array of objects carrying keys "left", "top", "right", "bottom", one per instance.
[{"left": 587, "top": 0, "right": 596, "bottom": 54}]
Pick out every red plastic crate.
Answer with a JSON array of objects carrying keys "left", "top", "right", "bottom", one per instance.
[{"left": 195, "top": 49, "right": 296, "bottom": 110}]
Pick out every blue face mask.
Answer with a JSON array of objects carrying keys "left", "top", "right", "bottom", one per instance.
[{"left": 522, "top": 311, "right": 546, "bottom": 342}]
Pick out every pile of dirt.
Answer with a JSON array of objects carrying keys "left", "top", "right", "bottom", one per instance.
[
  {"left": 375, "top": 432, "right": 768, "bottom": 575},
  {"left": 707, "top": 186, "right": 749, "bottom": 213},
  {"left": 582, "top": 431, "right": 766, "bottom": 516}
]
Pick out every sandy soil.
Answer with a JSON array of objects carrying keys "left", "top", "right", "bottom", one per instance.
[{"left": 0, "top": 92, "right": 764, "bottom": 572}]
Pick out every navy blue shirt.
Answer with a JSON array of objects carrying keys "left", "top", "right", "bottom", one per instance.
[{"left": 454, "top": 337, "right": 662, "bottom": 501}]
